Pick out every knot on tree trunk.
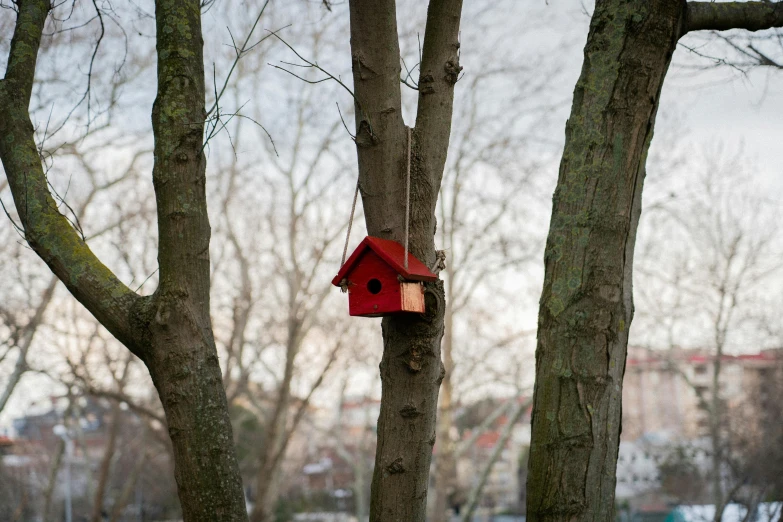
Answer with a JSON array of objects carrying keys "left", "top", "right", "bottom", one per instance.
[
  {"left": 355, "top": 120, "right": 377, "bottom": 147},
  {"left": 444, "top": 60, "right": 463, "bottom": 84},
  {"left": 400, "top": 404, "right": 422, "bottom": 418},
  {"left": 419, "top": 74, "right": 435, "bottom": 94},
  {"left": 406, "top": 347, "right": 423, "bottom": 372},
  {"left": 386, "top": 457, "right": 406, "bottom": 474},
  {"left": 155, "top": 301, "right": 171, "bottom": 326}
]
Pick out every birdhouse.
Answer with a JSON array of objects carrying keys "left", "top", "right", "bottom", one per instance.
[{"left": 332, "top": 236, "right": 438, "bottom": 317}]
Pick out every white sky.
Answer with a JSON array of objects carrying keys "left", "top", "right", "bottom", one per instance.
[{"left": 664, "top": 60, "right": 783, "bottom": 196}]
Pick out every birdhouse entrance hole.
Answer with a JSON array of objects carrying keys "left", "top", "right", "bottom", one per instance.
[{"left": 367, "top": 279, "right": 382, "bottom": 294}]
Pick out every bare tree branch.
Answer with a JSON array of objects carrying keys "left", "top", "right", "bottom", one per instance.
[
  {"left": 685, "top": 1, "right": 783, "bottom": 35},
  {"left": 0, "top": 0, "right": 140, "bottom": 351}
]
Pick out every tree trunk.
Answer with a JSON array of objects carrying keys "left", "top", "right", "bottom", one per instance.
[
  {"left": 347, "top": 1, "right": 463, "bottom": 520},
  {"left": 0, "top": 2, "right": 248, "bottom": 520},
  {"left": 711, "top": 348, "right": 725, "bottom": 522},
  {"left": 42, "top": 438, "right": 65, "bottom": 522},
  {"left": 461, "top": 399, "right": 527, "bottom": 522},
  {"left": 526, "top": 1, "right": 684, "bottom": 520},
  {"left": 90, "top": 400, "right": 122, "bottom": 522},
  {"left": 251, "top": 454, "right": 282, "bottom": 522},
  {"left": 139, "top": 311, "right": 247, "bottom": 521},
  {"left": 525, "top": 5, "right": 783, "bottom": 517},
  {"left": 250, "top": 327, "right": 298, "bottom": 522}
]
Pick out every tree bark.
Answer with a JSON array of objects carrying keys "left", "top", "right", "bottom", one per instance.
[
  {"left": 90, "top": 400, "right": 122, "bottom": 522},
  {"left": 685, "top": 2, "right": 783, "bottom": 34},
  {"left": 138, "top": 3, "right": 248, "bottom": 517},
  {"left": 526, "top": 1, "right": 783, "bottom": 521},
  {"left": 526, "top": 1, "right": 684, "bottom": 520},
  {"left": 0, "top": 0, "right": 139, "bottom": 350},
  {"left": 347, "top": 1, "right": 463, "bottom": 520},
  {"left": 0, "top": 2, "right": 248, "bottom": 520}
]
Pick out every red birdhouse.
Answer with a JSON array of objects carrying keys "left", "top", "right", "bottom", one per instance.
[{"left": 332, "top": 236, "right": 438, "bottom": 317}]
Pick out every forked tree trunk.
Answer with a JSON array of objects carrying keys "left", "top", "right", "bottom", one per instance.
[
  {"left": 526, "top": 1, "right": 783, "bottom": 520},
  {"left": 347, "top": 1, "right": 463, "bottom": 520},
  {"left": 0, "top": 2, "right": 248, "bottom": 520},
  {"left": 526, "top": 1, "right": 683, "bottom": 520}
]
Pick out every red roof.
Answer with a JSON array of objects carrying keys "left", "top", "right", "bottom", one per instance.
[
  {"left": 475, "top": 431, "right": 501, "bottom": 449},
  {"left": 332, "top": 236, "right": 438, "bottom": 286}
]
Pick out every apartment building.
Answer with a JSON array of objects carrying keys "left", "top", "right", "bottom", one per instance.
[{"left": 622, "top": 346, "right": 782, "bottom": 441}]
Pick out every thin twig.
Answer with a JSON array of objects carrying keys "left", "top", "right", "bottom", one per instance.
[
  {"left": 205, "top": 0, "right": 272, "bottom": 117},
  {"left": 268, "top": 32, "right": 362, "bottom": 112},
  {"left": 84, "top": 0, "right": 106, "bottom": 128},
  {"left": 134, "top": 268, "right": 159, "bottom": 293},
  {"left": 0, "top": 198, "right": 25, "bottom": 238},
  {"left": 335, "top": 103, "right": 356, "bottom": 140},
  {"left": 400, "top": 54, "right": 420, "bottom": 90}
]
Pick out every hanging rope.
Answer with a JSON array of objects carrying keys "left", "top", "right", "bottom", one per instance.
[
  {"left": 404, "top": 126, "right": 411, "bottom": 271},
  {"left": 340, "top": 126, "right": 416, "bottom": 277},
  {"left": 340, "top": 180, "right": 360, "bottom": 268}
]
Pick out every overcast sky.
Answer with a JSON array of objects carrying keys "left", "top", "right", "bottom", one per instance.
[
  {"left": 1, "top": 1, "right": 781, "bottom": 430},
  {"left": 548, "top": 2, "right": 783, "bottom": 198},
  {"left": 664, "top": 56, "right": 783, "bottom": 197}
]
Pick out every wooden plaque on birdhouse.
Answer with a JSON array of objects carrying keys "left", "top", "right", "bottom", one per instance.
[{"left": 332, "top": 236, "right": 438, "bottom": 317}]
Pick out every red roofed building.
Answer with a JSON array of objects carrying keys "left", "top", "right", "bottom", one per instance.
[
  {"left": 0, "top": 435, "right": 13, "bottom": 456},
  {"left": 622, "top": 346, "right": 783, "bottom": 440}
]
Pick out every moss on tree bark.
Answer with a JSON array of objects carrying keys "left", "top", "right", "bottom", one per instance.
[
  {"left": 0, "top": 1, "right": 248, "bottom": 520},
  {"left": 526, "top": 1, "right": 684, "bottom": 520},
  {"left": 527, "top": 1, "right": 783, "bottom": 520}
]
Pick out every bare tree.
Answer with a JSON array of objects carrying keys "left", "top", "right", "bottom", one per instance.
[
  {"left": 0, "top": 274, "right": 57, "bottom": 414},
  {"left": 3, "top": 4, "right": 366, "bottom": 518},
  {"left": 459, "top": 397, "right": 530, "bottom": 522},
  {"left": 201, "top": 11, "right": 358, "bottom": 518},
  {"left": 332, "top": 373, "right": 377, "bottom": 522},
  {"left": 633, "top": 146, "right": 782, "bottom": 520},
  {"left": 0, "top": 139, "right": 149, "bottom": 418},
  {"left": 0, "top": 0, "right": 277, "bottom": 518},
  {"left": 340, "top": 2, "right": 466, "bottom": 519},
  {"left": 427, "top": 3, "right": 566, "bottom": 518},
  {"left": 729, "top": 358, "right": 783, "bottom": 520}
]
